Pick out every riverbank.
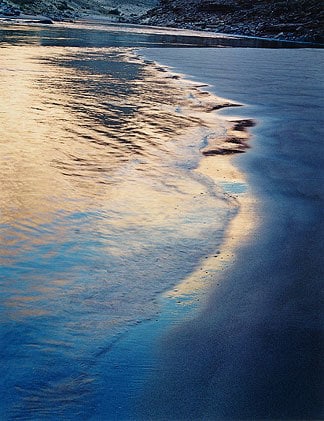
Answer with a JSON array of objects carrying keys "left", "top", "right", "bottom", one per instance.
[
  {"left": 1, "top": 0, "right": 323, "bottom": 44},
  {"left": 138, "top": 0, "right": 323, "bottom": 44},
  {"left": 138, "top": 47, "right": 323, "bottom": 419},
  {"left": 0, "top": 19, "right": 322, "bottom": 419}
]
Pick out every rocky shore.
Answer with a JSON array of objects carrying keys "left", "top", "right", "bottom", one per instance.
[
  {"left": 137, "top": 0, "right": 323, "bottom": 43},
  {"left": 0, "top": 0, "right": 322, "bottom": 44}
]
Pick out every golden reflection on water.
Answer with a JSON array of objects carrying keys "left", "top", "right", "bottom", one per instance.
[
  {"left": 166, "top": 152, "right": 259, "bottom": 301},
  {"left": 0, "top": 45, "right": 217, "bottom": 212},
  {"left": 0, "top": 43, "right": 237, "bottom": 327},
  {"left": 0, "top": 29, "right": 261, "bottom": 420}
]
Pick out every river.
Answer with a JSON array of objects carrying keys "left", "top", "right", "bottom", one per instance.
[{"left": 0, "top": 21, "right": 322, "bottom": 420}]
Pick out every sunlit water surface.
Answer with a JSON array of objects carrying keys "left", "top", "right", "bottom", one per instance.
[
  {"left": 1, "top": 20, "right": 311, "bottom": 418},
  {"left": 0, "top": 23, "right": 251, "bottom": 419}
]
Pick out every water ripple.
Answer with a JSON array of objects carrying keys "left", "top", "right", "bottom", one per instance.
[{"left": 0, "top": 39, "right": 236, "bottom": 419}]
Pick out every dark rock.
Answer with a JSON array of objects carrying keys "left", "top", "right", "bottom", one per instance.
[
  {"left": 108, "top": 8, "right": 121, "bottom": 16},
  {"left": 38, "top": 17, "right": 53, "bottom": 24}
]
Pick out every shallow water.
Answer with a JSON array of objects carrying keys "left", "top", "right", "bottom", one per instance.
[
  {"left": 0, "top": 24, "right": 244, "bottom": 419},
  {"left": 1, "top": 22, "right": 320, "bottom": 419}
]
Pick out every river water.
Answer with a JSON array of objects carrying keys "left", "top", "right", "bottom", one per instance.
[{"left": 0, "top": 21, "right": 315, "bottom": 419}]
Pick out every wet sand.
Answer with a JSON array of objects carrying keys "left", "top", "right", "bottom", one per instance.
[{"left": 139, "top": 48, "right": 324, "bottom": 419}]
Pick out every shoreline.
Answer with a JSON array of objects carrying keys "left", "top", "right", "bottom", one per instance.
[
  {"left": 136, "top": 55, "right": 259, "bottom": 302},
  {"left": 82, "top": 18, "right": 324, "bottom": 47},
  {"left": 88, "top": 52, "right": 259, "bottom": 419},
  {"left": 0, "top": 16, "right": 323, "bottom": 47},
  {"left": 137, "top": 0, "right": 323, "bottom": 44},
  {"left": 0, "top": 33, "right": 254, "bottom": 419},
  {"left": 138, "top": 47, "right": 323, "bottom": 419},
  {"left": 0, "top": 21, "right": 322, "bottom": 419}
]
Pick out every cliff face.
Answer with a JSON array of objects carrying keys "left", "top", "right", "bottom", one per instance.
[{"left": 139, "top": 0, "right": 323, "bottom": 43}]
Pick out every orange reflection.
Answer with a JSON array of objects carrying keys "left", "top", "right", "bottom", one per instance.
[{"left": 0, "top": 43, "right": 253, "bottom": 324}]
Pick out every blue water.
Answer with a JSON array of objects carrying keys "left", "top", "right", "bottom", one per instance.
[
  {"left": 1, "top": 21, "right": 319, "bottom": 420},
  {"left": 0, "top": 22, "right": 244, "bottom": 419}
]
